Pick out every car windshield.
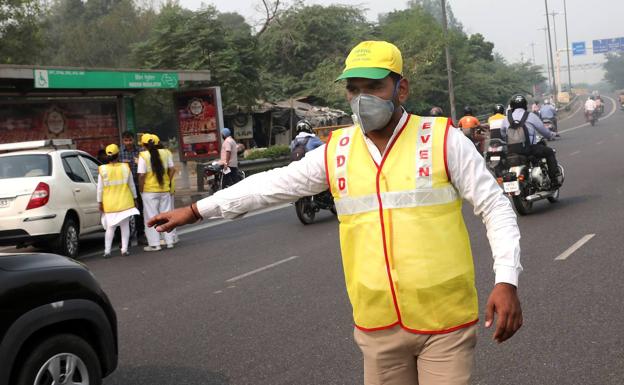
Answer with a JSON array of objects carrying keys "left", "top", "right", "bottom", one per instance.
[{"left": 0, "top": 154, "right": 51, "bottom": 179}]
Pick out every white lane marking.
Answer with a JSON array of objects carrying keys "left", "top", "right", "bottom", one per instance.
[
  {"left": 226, "top": 256, "right": 300, "bottom": 283},
  {"left": 569, "top": 151, "right": 580, "bottom": 156},
  {"left": 596, "top": 141, "right": 604, "bottom": 145},
  {"left": 555, "top": 234, "right": 596, "bottom": 261},
  {"left": 177, "top": 204, "right": 290, "bottom": 236},
  {"left": 558, "top": 96, "right": 617, "bottom": 134}
]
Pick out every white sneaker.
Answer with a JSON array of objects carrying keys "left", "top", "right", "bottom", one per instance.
[
  {"left": 143, "top": 246, "right": 162, "bottom": 252},
  {"left": 166, "top": 244, "right": 174, "bottom": 249}
]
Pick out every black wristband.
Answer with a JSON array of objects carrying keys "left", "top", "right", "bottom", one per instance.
[{"left": 190, "top": 204, "right": 202, "bottom": 221}]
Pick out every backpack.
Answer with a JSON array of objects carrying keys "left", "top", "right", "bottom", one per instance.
[
  {"left": 290, "top": 137, "right": 311, "bottom": 161},
  {"left": 506, "top": 111, "right": 531, "bottom": 154}
]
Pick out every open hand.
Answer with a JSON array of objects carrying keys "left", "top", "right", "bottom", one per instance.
[{"left": 485, "top": 283, "right": 523, "bottom": 343}]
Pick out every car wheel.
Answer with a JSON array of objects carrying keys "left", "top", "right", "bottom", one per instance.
[
  {"left": 16, "top": 334, "right": 102, "bottom": 385},
  {"left": 56, "top": 217, "right": 79, "bottom": 258}
]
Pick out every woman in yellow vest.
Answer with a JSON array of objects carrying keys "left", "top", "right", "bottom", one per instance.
[
  {"left": 97, "top": 144, "right": 139, "bottom": 258},
  {"left": 137, "top": 134, "right": 177, "bottom": 251}
]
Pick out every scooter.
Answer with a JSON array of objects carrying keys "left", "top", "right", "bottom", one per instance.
[
  {"left": 204, "top": 161, "right": 245, "bottom": 193},
  {"left": 294, "top": 190, "right": 336, "bottom": 224}
]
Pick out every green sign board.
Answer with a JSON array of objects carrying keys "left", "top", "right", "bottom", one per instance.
[{"left": 33, "top": 69, "right": 179, "bottom": 89}]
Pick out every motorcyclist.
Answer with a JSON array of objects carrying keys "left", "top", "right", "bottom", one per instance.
[
  {"left": 584, "top": 96, "right": 597, "bottom": 122},
  {"left": 531, "top": 100, "right": 541, "bottom": 115},
  {"left": 289, "top": 119, "right": 324, "bottom": 160},
  {"left": 539, "top": 99, "right": 559, "bottom": 137},
  {"left": 487, "top": 104, "right": 506, "bottom": 140},
  {"left": 501, "top": 94, "right": 561, "bottom": 190},
  {"left": 458, "top": 106, "right": 485, "bottom": 152},
  {"left": 594, "top": 95, "right": 603, "bottom": 116},
  {"left": 429, "top": 106, "right": 444, "bottom": 117}
]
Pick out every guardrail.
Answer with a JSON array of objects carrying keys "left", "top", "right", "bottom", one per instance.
[{"left": 196, "top": 156, "right": 291, "bottom": 192}]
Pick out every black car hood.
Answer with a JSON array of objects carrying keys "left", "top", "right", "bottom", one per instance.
[{"left": 0, "top": 253, "right": 83, "bottom": 272}]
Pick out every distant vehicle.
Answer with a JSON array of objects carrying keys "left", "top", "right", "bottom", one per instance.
[
  {"left": 0, "top": 140, "right": 104, "bottom": 258},
  {"left": 0, "top": 252, "right": 118, "bottom": 385}
]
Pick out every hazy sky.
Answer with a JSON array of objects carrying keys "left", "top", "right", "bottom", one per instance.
[{"left": 179, "top": 0, "right": 624, "bottom": 85}]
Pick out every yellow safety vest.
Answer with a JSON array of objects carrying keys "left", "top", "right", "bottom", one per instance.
[
  {"left": 325, "top": 115, "right": 478, "bottom": 333},
  {"left": 488, "top": 113, "right": 505, "bottom": 129},
  {"left": 139, "top": 149, "right": 171, "bottom": 193},
  {"left": 99, "top": 163, "right": 135, "bottom": 213}
]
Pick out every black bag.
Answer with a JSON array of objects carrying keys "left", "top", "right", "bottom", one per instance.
[
  {"left": 290, "top": 137, "right": 311, "bottom": 161},
  {"left": 506, "top": 111, "right": 531, "bottom": 154}
]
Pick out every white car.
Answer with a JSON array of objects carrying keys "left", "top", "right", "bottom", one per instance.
[{"left": 0, "top": 140, "right": 103, "bottom": 258}]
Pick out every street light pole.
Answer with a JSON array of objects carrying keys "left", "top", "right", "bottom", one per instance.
[
  {"left": 441, "top": 0, "right": 456, "bottom": 123},
  {"left": 539, "top": 27, "right": 552, "bottom": 94},
  {"left": 544, "top": 0, "right": 557, "bottom": 97},
  {"left": 563, "top": 0, "right": 573, "bottom": 91}
]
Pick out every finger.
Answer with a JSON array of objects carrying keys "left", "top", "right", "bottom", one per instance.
[
  {"left": 485, "top": 300, "right": 495, "bottom": 328},
  {"left": 493, "top": 310, "right": 508, "bottom": 342},
  {"left": 156, "top": 221, "right": 175, "bottom": 233},
  {"left": 146, "top": 214, "right": 165, "bottom": 228}
]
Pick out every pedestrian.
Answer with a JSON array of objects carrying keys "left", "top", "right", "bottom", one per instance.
[
  {"left": 148, "top": 40, "right": 523, "bottom": 385},
  {"left": 97, "top": 144, "right": 139, "bottom": 258},
  {"left": 219, "top": 128, "right": 242, "bottom": 188},
  {"left": 120, "top": 131, "right": 148, "bottom": 245},
  {"left": 155, "top": 137, "right": 179, "bottom": 246},
  {"left": 138, "top": 133, "right": 177, "bottom": 251}
]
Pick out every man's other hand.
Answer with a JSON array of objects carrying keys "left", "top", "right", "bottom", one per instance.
[{"left": 485, "top": 283, "right": 523, "bottom": 343}]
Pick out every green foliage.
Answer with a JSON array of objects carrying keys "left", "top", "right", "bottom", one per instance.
[
  {"left": 0, "top": 0, "right": 45, "bottom": 64},
  {"left": 244, "top": 145, "right": 290, "bottom": 160},
  {"left": 132, "top": 4, "right": 261, "bottom": 109},
  {"left": 604, "top": 53, "right": 624, "bottom": 90},
  {"left": 258, "top": 4, "right": 372, "bottom": 100}
]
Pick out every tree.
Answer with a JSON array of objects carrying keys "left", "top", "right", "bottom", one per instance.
[
  {"left": 257, "top": 4, "right": 372, "bottom": 100},
  {"left": 0, "top": 0, "right": 45, "bottom": 64},
  {"left": 604, "top": 53, "right": 624, "bottom": 90}
]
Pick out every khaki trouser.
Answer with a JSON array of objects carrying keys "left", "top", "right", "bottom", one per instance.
[{"left": 354, "top": 324, "right": 477, "bottom": 385}]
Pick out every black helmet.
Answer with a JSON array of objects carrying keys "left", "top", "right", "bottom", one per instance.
[
  {"left": 296, "top": 119, "right": 313, "bottom": 134},
  {"left": 493, "top": 104, "right": 505, "bottom": 114},
  {"left": 463, "top": 106, "right": 473, "bottom": 116},
  {"left": 429, "top": 106, "right": 444, "bottom": 116},
  {"left": 509, "top": 94, "right": 528, "bottom": 111}
]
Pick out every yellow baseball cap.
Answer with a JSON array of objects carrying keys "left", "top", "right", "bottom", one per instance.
[
  {"left": 141, "top": 133, "right": 159, "bottom": 145},
  {"left": 336, "top": 41, "right": 403, "bottom": 81},
  {"left": 105, "top": 144, "right": 120, "bottom": 156}
]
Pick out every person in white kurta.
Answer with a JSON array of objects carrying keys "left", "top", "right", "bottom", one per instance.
[
  {"left": 97, "top": 144, "right": 139, "bottom": 258},
  {"left": 137, "top": 134, "right": 176, "bottom": 251}
]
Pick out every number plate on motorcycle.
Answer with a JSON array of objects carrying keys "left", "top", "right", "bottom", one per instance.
[
  {"left": 503, "top": 181, "right": 519, "bottom": 193},
  {"left": 490, "top": 156, "right": 500, "bottom": 161}
]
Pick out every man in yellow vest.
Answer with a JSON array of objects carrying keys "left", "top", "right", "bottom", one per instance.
[
  {"left": 148, "top": 41, "right": 523, "bottom": 385},
  {"left": 97, "top": 144, "right": 139, "bottom": 258}
]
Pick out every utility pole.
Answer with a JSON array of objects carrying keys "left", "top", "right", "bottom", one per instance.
[
  {"left": 549, "top": 11, "right": 559, "bottom": 53},
  {"left": 539, "top": 27, "right": 553, "bottom": 94},
  {"left": 530, "top": 42, "right": 537, "bottom": 64},
  {"left": 544, "top": 0, "right": 557, "bottom": 97},
  {"left": 563, "top": 0, "right": 573, "bottom": 91},
  {"left": 441, "top": 0, "right": 456, "bottom": 122}
]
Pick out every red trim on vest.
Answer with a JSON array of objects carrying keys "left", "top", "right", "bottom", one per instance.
[
  {"left": 375, "top": 170, "right": 403, "bottom": 326},
  {"left": 444, "top": 119, "right": 452, "bottom": 182},
  {"left": 376, "top": 114, "right": 412, "bottom": 170},
  {"left": 355, "top": 318, "right": 479, "bottom": 335}
]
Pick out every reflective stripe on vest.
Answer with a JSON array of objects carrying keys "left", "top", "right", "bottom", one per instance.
[
  {"left": 325, "top": 115, "right": 478, "bottom": 333},
  {"left": 99, "top": 163, "right": 135, "bottom": 213},
  {"left": 140, "top": 150, "right": 171, "bottom": 193}
]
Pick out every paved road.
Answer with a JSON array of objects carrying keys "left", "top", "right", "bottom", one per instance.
[{"left": 92, "top": 98, "right": 624, "bottom": 385}]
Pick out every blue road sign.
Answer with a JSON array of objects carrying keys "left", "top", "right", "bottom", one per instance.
[
  {"left": 572, "top": 41, "right": 586, "bottom": 56},
  {"left": 593, "top": 37, "right": 624, "bottom": 54}
]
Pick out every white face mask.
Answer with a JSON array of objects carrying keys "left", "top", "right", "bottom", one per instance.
[{"left": 349, "top": 80, "right": 401, "bottom": 134}]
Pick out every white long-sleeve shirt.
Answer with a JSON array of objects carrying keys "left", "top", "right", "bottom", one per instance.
[{"left": 197, "top": 112, "right": 522, "bottom": 286}]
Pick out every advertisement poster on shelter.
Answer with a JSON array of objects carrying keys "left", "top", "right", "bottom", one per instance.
[{"left": 174, "top": 87, "right": 223, "bottom": 161}]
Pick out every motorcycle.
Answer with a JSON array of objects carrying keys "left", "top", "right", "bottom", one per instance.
[
  {"left": 585, "top": 110, "right": 597, "bottom": 126},
  {"left": 485, "top": 138, "right": 507, "bottom": 178},
  {"left": 204, "top": 161, "right": 245, "bottom": 194},
  {"left": 294, "top": 190, "right": 336, "bottom": 224},
  {"left": 499, "top": 138, "right": 564, "bottom": 215}
]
